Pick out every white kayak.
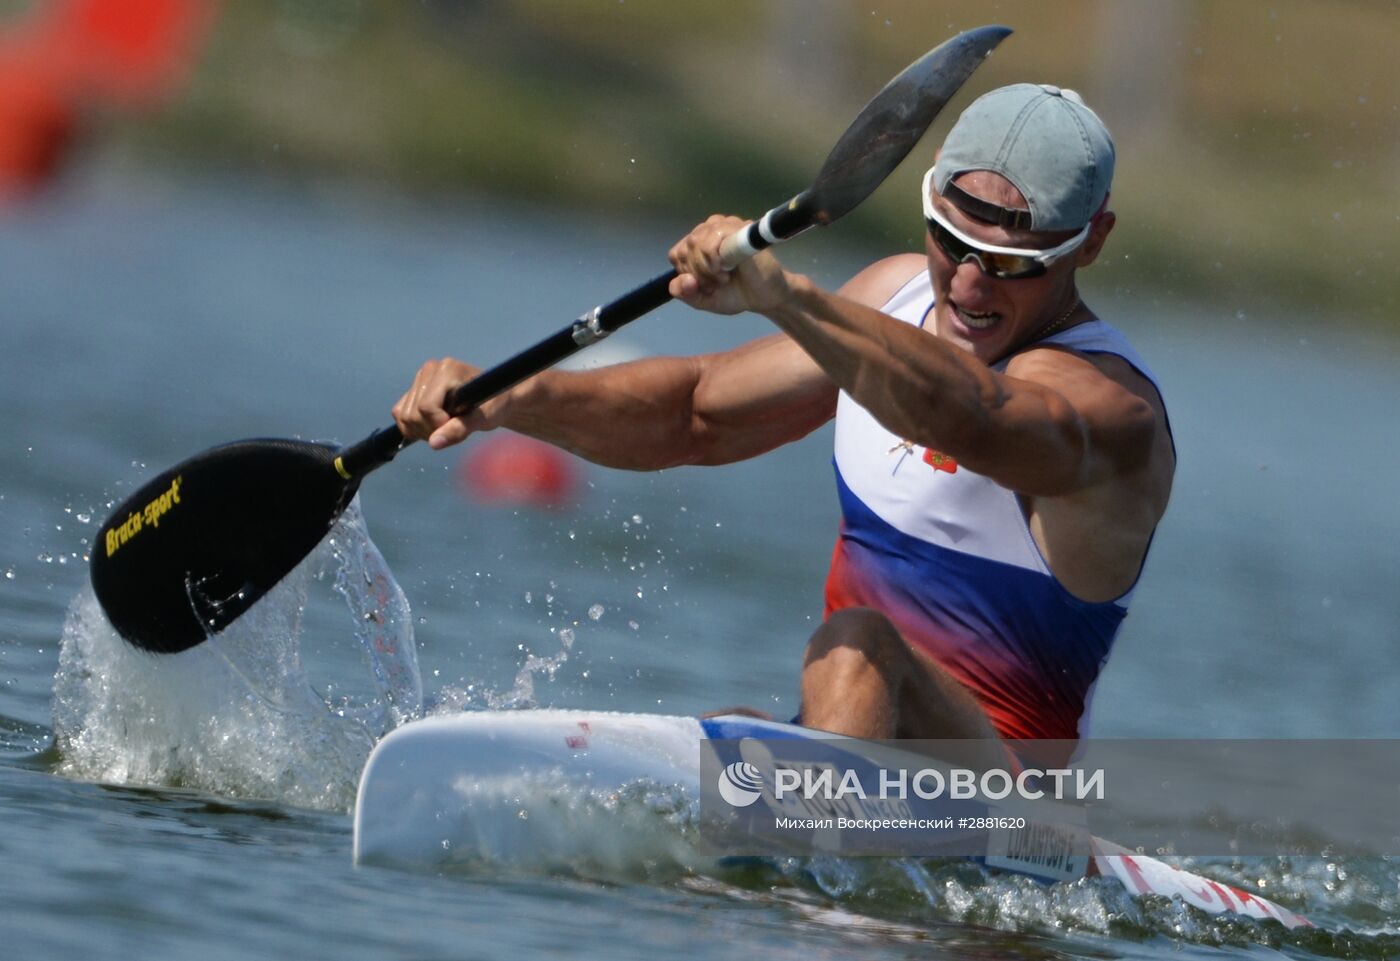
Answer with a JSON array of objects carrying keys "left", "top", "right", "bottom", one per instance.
[{"left": 353, "top": 709, "right": 1311, "bottom": 930}]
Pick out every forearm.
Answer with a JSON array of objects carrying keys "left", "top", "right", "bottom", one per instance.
[
  {"left": 501, "top": 358, "right": 709, "bottom": 471},
  {"left": 757, "top": 277, "right": 1143, "bottom": 495},
  {"left": 763, "top": 275, "right": 1000, "bottom": 454},
  {"left": 501, "top": 335, "right": 836, "bottom": 471}
]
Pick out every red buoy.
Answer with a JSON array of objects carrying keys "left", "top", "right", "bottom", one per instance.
[
  {"left": 0, "top": 0, "right": 215, "bottom": 200},
  {"left": 457, "top": 434, "right": 581, "bottom": 510}
]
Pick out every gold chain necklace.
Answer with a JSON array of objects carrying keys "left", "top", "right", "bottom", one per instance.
[{"left": 1029, "top": 296, "right": 1081, "bottom": 344}]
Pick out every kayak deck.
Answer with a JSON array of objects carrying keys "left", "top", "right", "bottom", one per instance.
[{"left": 352, "top": 709, "right": 1310, "bottom": 930}]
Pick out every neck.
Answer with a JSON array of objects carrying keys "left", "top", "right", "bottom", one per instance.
[
  {"left": 1033, "top": 294, "right": 1083, "bottom": 342},
  {"left": 995, "top": 294, "right": 1083, "bottom": 365}
]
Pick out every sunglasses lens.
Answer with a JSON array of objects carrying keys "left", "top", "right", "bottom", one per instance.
[
  {"left": 924, "top": 219, "right": 1047, "bottom": 277},
  {"left": 985, "top": 254, "right": 1045, "bottom": 280},
  {"left": 928, "top": 219, "right": 971, "bottom": 261},
  {"left": 927, "top": 220, "right": 1045, "bottom": 279}
]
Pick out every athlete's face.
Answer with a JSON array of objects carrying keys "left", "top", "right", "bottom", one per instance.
[{"left": 924, "top": 170, "right": 1112, "bottom": 364}]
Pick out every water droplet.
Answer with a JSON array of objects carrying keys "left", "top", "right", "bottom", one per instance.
[
  {"left": 3, "top": 569, "right": 14, "bottom": 580},
  {"left": 631, "top": 514, "right": 643, "bottom": 525},
  {"left": 587, "top": 604, "right": 605, "bottom": 621},
  {"left": 76, "top": 512, "right": 91, "bottom": 524},
  {"left": 37, "top": 553, "right": 53, "bottom": 564}
]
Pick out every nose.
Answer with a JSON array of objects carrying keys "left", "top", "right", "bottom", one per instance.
[{"left": 948, "top": 256, "right": 997, "bottom": 301}]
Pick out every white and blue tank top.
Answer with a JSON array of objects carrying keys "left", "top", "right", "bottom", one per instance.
[{"left": 824, "top": 269, "right": 1167, "bottom": 743}]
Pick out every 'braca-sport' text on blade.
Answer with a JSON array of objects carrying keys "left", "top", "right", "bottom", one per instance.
[{"left": 91, "top": 439, "right": 358, "bottom": 653}]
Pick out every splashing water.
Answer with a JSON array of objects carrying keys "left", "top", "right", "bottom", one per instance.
[
  {"left": 432, "top": 623, "right": 578, "bottom": 714},
  {"left": 321, "top": 510, "right": 422, "bottom": 730},
  {"left": 50, "top": 498, "right": 419, "bottom": 812}
]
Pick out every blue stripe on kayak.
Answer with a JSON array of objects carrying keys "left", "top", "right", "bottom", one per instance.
[{"left": 699, "top": 716, "right": 812, "bottom": 741}]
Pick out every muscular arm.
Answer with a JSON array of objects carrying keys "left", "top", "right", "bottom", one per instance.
[
  {"left": 396, "top": 246, "right": 923, "bottom": 472},
  {"left": 502, "top": 334, "right": 837, "bottom": 470},
  {"left": 751, "top": 267, "right": 1156, "bottom": 496},
  {"left": 668, "top": 219, "right": 1156, "bottom": 497}
]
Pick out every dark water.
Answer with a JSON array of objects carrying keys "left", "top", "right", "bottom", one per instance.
[{"left": 1, "top": 168, "right": 1397, "bottom": 958}]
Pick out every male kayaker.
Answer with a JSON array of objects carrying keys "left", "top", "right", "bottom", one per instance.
[{"left": 393, "top": 84, "right": 1174, "bottom": 758}]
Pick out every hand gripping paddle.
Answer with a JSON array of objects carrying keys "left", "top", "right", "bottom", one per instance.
[{"left": 91, "top": 25, "right": 1011, "bottom": 652}]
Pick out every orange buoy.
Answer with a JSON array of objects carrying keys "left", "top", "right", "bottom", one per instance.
[
  {"left": 0, "top": 0, "right": 215, "bottom": 199},
  {"left": 0, "top": 53, "right": 73, "bottom": 195},
  {"left": 456, "top": 434, "right": 581, "bottom": 510}
]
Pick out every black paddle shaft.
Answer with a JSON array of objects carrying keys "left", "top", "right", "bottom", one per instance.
[
  {"left": 331, "top": 259, "right": 687, "bottom": 480},
  {"left": 331, "top": 184, "right": 838, "bottom": 482},
  {"left": 91, "top": 25, "right": 1011, "bottom": 653}
]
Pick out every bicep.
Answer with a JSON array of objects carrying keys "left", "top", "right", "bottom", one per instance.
[{"left": 962, "top": 350, "right": 1157, "bottom": 495}]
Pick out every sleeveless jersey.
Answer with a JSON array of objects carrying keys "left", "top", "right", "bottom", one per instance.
[{"left": 823, "top": 269, "right": 1167, "bottom": 743}]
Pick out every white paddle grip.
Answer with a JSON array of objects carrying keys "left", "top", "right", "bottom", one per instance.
[
  {"left": 719, "top": 211, "right": 780, "bottom": 270},
  {"left": 719, "top": 225, "right": 760, "bottom": 270}
]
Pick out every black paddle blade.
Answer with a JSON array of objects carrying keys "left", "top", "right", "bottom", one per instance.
[
  {"left": 90, "top": 439, "right": 358, "bottom": 653},
  {"left": 806, "top": 24, "right": 1011, "bottom": 223}
]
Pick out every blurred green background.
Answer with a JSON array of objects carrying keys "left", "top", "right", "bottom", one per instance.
[{"left": 65, "top": 0, "right": 1400, "bottom": 326}]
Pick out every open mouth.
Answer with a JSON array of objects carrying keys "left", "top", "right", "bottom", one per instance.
[{"left": 952, "top": 304, "right": 999, "bottom": 331}]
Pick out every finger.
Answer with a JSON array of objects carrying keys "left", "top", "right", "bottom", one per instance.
[
  {"left": 428, "top": 418, "right": 470, "bottom": 450},
  {"left": 414, "top": 372, "right": 453, "bottom": 431},
  {"left": 669, "top": 271, "right": 699, "bottom": 302},
  {"left": 679, "top": 219, "right": 720, "bottom": 279},
  {"left": 671, "top": 218, "right": 726, "bottom": 276},
  {"left": 392, "top": 362, "right": 437, "bottom": 438}
]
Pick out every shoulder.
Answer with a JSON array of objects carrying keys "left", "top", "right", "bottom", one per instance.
[
  {"left": 835, "top": 253, "right": 927, "bottom": 309},
  {"left": 1006, "top": 341, "right": 1168, "bottom": 477},
  {"left": 1006, "top": 322, "right": 1165, "bottom": 422}
]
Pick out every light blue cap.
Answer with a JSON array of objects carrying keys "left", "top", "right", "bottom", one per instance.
[{"left": 933, "top": 83, "right": 1115, "bottom": 232}]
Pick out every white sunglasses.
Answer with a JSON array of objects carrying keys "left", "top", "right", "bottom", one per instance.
[{"left": 921, "top": 168, "right": 1091, "bottom": 279}]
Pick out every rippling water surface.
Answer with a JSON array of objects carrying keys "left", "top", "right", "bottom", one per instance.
[{"left": 1, "top": 169, "right": 1398, "bottom": 959}]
